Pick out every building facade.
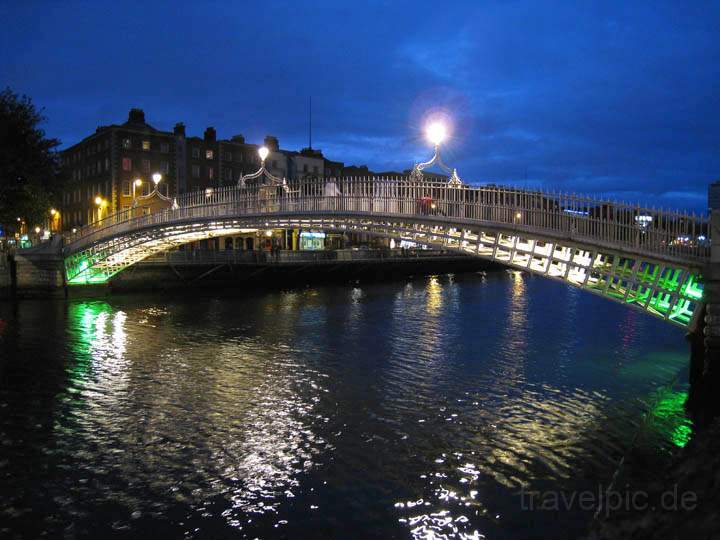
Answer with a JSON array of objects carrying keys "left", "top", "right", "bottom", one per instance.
[
  {"left": 60, "top": 108, "right": 358, "bottom": 231},
  {"left": 60, "top": 109, "right": 176, "bottom": 230}
]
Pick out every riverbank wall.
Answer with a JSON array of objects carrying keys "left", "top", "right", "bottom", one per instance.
[{"left": 104, "top": 253, "right": 495, "bottom": 294}]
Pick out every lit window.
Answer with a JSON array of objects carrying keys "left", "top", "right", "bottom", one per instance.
[
  {"left": 122, "top": 157, "right": 132, "bottom": 171},
  {"left": 160, "top": 142, "right": 169, "bottom": 153},
  {"left": 122, "top": 138, "right": 131, "bottom": 149},
  {"left": 192, "top": 165, "right": 200, "bottom": 178},
  {"left": 142, "top": 140, "right": 151, "bottom": 151},
  {"left": 122, "top": 181, "right": 131, "bottom": 196},
  {"left": 142, "top": 159, "right": 150, "bottom": 172},
  {"left": 206, "top": 150, "right": 214, "bottom": 160}
]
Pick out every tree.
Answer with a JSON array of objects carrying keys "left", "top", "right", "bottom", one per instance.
[{"left": 0, "top": 88, "right": 62, "bottom": 235}]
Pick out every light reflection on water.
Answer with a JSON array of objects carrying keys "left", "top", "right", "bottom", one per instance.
[{"left": 0, "top": 272, "right": 691, "bottom": 539}]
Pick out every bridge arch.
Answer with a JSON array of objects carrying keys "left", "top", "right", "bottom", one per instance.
[{"left": 62, "top": 178, "right": 710, "bottom": 327}]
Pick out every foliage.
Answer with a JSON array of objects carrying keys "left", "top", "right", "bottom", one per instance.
[{"left": 0, "top": 87, "right": 62, "bottom": 233}]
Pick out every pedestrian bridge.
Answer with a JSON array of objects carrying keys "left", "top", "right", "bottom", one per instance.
[{"left": 63, "top": 177, "right": 711, "bottom": 327}]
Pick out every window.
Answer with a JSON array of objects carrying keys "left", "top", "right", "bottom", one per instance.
[
  {"left": 122, "top": 138, "right": 131, "bottom": 149},
  {"left": 161, "top": 161, "right": 169, "bottom": 173},
  {"left": 142, "top": 140, "right": 151, "bottom": 151},
  {"left": 192, "top": 147, "right": 200, "bottom": 159},
  {"left": 208, "top": 166, "right": 214, "bottom": 179},
  {"left": 122, "top": 157, "right": 132, "bottom": 171},
  {"left": 105, "top": 157, "right": 110, "bottom": 171},
  {"left": 192, "top": 165, "right": 200, "bottom": 178},
  {"left": 272, "top": 160, "right": 277, "bottom": 169},
  {"left": 224, "top": 151, "right": 232, "bottom": 161},
  {"left": 122, "top": 181, "right": 131, "bottom": 196},
  {"left": 303, "top": 164, "right": 308, "bottom": 173},
  {"left": 160, "top": 142, "right": 169, "bottom": 153},
  {"left": 224, "top": 168, "right": 233, "bottom": 181},
  {"left": 206, "top": 149, "right": 214, "bottom": 160},
  {"left": 142, "top": 159, "right": 151, "bottom": 172},
  {"left": 313, "top": 166, "right": 319, "bottom": 174}
]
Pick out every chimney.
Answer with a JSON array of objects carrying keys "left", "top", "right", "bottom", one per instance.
[
  {"left": 264, "top": 135, "right": 279, "bottom": 151},
  {"left": 231, "top": 134, "right": 245, "bottom": 144},
  {"left": 174, "top": 122, "right": 186, "bottom": 136},
  {"left": 204, "top": 127, "right": 216, "bottom": 142},
  {"left": 128, "top": 108, "right": 145, "bottom": 124}
]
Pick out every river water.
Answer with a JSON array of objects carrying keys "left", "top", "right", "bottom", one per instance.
[{"left": 0, "top": 270, "right": 691, "bottom": 539}]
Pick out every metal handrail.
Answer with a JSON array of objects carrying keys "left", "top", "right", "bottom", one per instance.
[{"left": 64, "top": 177, "right": 712, "bottom": 264}]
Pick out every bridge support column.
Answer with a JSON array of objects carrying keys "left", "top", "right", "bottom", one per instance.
[{"left": 688, "top": 186, "right": 720, "bottom": 423}]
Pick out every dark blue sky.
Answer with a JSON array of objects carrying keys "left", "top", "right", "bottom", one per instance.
[{"left": 2, "top": 1, "right": 718, "bottom": 210}]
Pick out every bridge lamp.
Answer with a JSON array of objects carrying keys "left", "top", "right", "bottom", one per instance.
[
  {"left": 258, "top": 146, "right": 270, "bottom": 163},
  {"left": 50, "top": 208, "right": 57, "bottom": 216},
  {"left": 152, "top": 172, "right": 162, "bottom": 186},
  {"left": 34, "top": 226, "right": 41, "bottom": 234},
  {"left": 95, "top": 196, "right": 103, "bottom": 206},
  {"left": 515, "top": 212, "right": 522, "bottom": 220},
  {"left": 426, "top": 122, "right": 447, "bottom": 147}
]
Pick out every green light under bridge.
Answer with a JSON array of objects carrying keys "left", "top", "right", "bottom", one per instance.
[{"left": 65, "top": 256, "right": 113, "bottom": 285}]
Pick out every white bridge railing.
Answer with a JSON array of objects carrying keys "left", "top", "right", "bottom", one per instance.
[{"left": 65, "top": 177, "right": 711, "bottom": 264}]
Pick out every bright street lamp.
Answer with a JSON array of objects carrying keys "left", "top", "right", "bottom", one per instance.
[
  {"left": 411, "top": 118, "right": 462, "bottom": 185},
  {"left": 132, "top": 178, "right": 142, "bottom": 200},
  {"left": 152, "top": 172, "right": 162, "bottom": 189},
  {"left": 258, "top": 146, "right": 270, "bottom": 163},
  {"left": 426, "top": 122, "right": 447, "bottom": 147},
  {"left": 95, "top": 196, "right": 107, "bottom": 222}
]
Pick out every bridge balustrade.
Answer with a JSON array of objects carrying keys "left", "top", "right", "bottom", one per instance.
[{"left": 64, "top": 177, "right": 711, "bottom": 265}]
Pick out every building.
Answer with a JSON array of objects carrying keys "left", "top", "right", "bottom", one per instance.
[
  {"left": 60, "top": 108, "right": 371, "bottom": 231},
  {"left": 60, "top": 109, "right": 177, "bottom": 230}
]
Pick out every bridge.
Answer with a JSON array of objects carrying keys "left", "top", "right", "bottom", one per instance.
[{"left": 62, "top": 176, "right": 712, "bottom": 328}]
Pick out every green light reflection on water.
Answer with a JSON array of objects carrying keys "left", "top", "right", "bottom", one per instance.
[{"left": 645, "top": 389, "right": 693, "bottom": 449}]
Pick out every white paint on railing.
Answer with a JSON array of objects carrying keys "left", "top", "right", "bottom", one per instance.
[{"left": 65, "top": 177, "right": 712, "bottom": 264}]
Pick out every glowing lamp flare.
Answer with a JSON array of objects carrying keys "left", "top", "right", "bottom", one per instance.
[
  {"left": 258, "top": 146, "right": 270, "bottom": 162},
  {"left": 152, "top": 173, "right": 162, "bottom": 185},
  {"left": 134, "top": 178, "right": 142, "bottom": 186},
  {"left": 426, "top": 122, "right": 447, "bottom": 146},
  {"left": 95, "top": 196, "right": 103, "bottom": 206}
]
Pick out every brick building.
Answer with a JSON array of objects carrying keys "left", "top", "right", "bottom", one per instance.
[
  {"left": 60, "top": 108, "right": 351, "bottom": 230},
  {"left": 60, "top": 109, "right": 176, "bottom": 230}
]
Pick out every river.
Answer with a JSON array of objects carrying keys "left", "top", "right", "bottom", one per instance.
[{"left": 0, "top": 270, "right": 691, "bottom": 539}]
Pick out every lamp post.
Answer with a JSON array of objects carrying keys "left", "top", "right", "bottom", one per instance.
[
  {"left": 237, "top": 146, "right": 290, "bottom": 192},
  {"left": 132, "top": 178, "right": 142, "bottom": 202},
  {"left": 152, "top": 172, "right": 162, "bottom": 193},
  {"left": 94, "top": 196, "right": 107, "bottom": 222},
  {"left": 411, "top": 121, "right": 462, "bottom": 186},
  {"left": 49, "top": 208, "right": 60, "bottom": 232}
]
